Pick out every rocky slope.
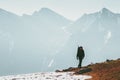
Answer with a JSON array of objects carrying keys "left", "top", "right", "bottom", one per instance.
[
  {"left": 85, "top": 59, "right": 120, "bottom": 80},
  {"left": 58, "top": 58, "right": 120, "bottom": 80}
]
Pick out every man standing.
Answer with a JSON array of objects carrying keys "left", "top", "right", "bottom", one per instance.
[{"left": 76, "top": 46, "right": 85, "bottom": 68}]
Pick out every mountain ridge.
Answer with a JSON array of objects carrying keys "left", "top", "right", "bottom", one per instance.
[
  {"left": 55, "top": 7, "right": 120, "bottom": 71},
  {"left": 0, "top": 7, "right": 72, "bottom": 76},
  {"left": 0, "top": 7, "right": 120, "bottom": 76}
]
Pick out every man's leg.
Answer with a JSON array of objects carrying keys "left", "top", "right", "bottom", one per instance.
[{"left": 78, "top": 58, "right": 82, "bottom": 68}]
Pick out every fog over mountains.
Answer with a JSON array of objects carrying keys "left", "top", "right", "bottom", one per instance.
[
  {"left": 0, "top": 8, "right": 120, "bottom": 76},
  {"left": 56, "top": 8, "right": 120, "bottom": 69}
]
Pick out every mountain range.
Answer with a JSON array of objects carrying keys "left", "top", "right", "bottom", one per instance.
[
  {"left": 54, "top": 8, "right": 120, "bottom": 69},
  {"left": 0, "top": 8, "right": 120, "bottom": 76}
]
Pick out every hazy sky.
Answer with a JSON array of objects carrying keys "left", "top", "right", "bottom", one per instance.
[{"left": 0, "top": 0, "right": 120, "bottom": 20}]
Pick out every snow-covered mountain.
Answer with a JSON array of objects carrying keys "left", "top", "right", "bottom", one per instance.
[
  {"left": 23, "top": 8, "right": 71, "bottom": 27},
  {"left": 0, "top": 7, "right": 120, "bottom": 76},
  {"left": 0, "top": 8, "right": 71, "bottom": 76},
  {"left": 55, "top": 8, "right": 120, "bottom": 69}
]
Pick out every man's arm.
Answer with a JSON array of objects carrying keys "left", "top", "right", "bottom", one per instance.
[{"left": 76, "top": 48, "right": 79, "bottom": 60}]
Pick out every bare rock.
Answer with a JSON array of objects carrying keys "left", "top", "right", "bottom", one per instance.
[{"left": 74, "top": 68, "right": 92, "bottom": 74}]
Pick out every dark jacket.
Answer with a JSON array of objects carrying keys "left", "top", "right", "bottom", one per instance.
[{"left": 77, "top": 47, "right": 85, "bottom": 59}]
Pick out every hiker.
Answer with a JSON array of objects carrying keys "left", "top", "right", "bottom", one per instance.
[{"left": 76, "top": 46, "right": 85, "bottom": 68}]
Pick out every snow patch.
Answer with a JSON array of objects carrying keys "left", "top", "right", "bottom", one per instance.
[
  {"left": 48, "top": 59, "right": 54, "bottom": 68},
  {"left": 104, "top": 31, "right": 112, "bottom": 44},
  {"left": 0, "top": 72, "right": 92, "bottom": 80}
]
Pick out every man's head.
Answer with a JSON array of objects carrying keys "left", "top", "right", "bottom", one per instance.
[
  {"left": 79, "top": 46, "right": 83, "bottom": 50},
  {"left": 80, "top": 46, "right": 83, "bottom": 48}
]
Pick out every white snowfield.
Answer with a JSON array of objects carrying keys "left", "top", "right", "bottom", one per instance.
[{"left": 0, "top": 72, "right": 92, "bottom": 80}]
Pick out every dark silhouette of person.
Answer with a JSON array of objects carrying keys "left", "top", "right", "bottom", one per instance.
[{"left": 76, "top": 46, "right": 85, "bottom": 68}]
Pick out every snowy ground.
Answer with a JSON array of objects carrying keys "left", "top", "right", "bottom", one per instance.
[{"left": 0, "top": 72, "right": 92, "bottom": 80}]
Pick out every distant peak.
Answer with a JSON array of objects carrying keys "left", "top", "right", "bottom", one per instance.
[
  {"left": 41, "top": 8, "right": 51, "bottom": 11},
  {"left": 102, "top": 8, "right": 110, "bottom": 12},
  {"left": 39, "top": 8, "right": 54, "bottom": 13},
  {"left": 33, "top": 7, "right": 56, "bottom": 16},
  {"left": 101, "top": 8, "right": 113, "bottom": 14}
]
